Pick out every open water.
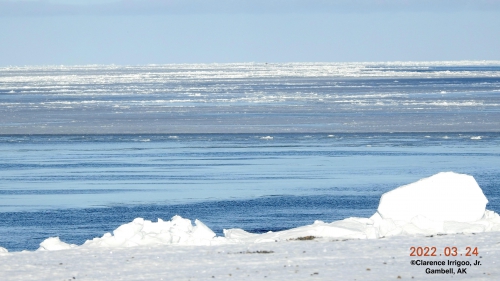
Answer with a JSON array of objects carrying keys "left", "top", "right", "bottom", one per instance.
[{"left": 0, "top": 62, "right": 499, "bottom": 251}]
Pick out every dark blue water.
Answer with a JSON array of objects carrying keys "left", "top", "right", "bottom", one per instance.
[
  {"left": 1, "top": 133, "right": 499, "bottom": 251},
  {"left": 0, "top": 194, "right": 379, "bottom": 252}
]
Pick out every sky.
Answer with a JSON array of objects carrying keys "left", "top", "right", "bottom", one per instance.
[{"left": 0, "top": 0, "right": 499, "bottom": 66}]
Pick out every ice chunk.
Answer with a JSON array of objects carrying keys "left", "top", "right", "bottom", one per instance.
[
  {"left": 0, "top": 247, "right": 8, "bottom": 254},
  {"left": 376, "top": 172, "right": 488, "bottom": 222},
  {"left": 192, "top": 219, "right": 216, "bottom": 240},
  {"left": 37, "top": 237, "right": 77, "bottom": 251},
  {"left": 223, "top": 228, "right": 259, "bottom": 241},
  {"left": 82, "top": 215, "right": 217, "bottom": 248}
]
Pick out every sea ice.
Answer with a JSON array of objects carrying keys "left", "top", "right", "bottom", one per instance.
[
  {"left": 376, "top": 172, "right": 488, "bottom": 222},
  {"left": 37, "top": 237, "right": 76, "bottom": 251},
  {"left": 3, "top": 231, "right": 500, "bottom": 281},
  {"left": 81, "top": 216, "right": 220, "bottom": 248}
]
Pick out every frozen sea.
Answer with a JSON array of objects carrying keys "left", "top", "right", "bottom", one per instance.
[{"left": 1, "top": 61, "right": 500, "bottom": 252}]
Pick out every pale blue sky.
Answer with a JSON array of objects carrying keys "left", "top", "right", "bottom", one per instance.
[{"left": 1, "top": 0, "right": 499, "bottom": 66}]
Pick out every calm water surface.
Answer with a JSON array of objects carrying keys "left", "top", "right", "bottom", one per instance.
[{"left": 0, "top": 133, "right": 499, "bottom": 251}]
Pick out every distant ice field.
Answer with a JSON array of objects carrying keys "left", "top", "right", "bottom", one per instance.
[{"left": 1, "top": 61, "right": 500, "bottom": 134}]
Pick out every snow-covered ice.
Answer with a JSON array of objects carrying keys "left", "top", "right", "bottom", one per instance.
[
  {"left": 1, "top": 172, "right": 500, "bottom": 280},
  {"left": 80, "top": 216, "right": 221, "bottom": 249},
  {"left": 377, "top": 172, "right": 488, "bottom": 222},
  {"left": 1, "top": 231, "right": 500, "bottom": 280}
]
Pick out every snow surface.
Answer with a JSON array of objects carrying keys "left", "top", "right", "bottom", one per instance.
[
  {"left": 2, "top": 230, "right": 500, "bottom": 280},
  {"left": 1, "top": 172, "right": 500, "bottom": 280}
]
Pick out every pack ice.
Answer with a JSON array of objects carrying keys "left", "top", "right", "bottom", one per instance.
[{"left": 8, "top": 172, "right": 500, "bottom": 252}]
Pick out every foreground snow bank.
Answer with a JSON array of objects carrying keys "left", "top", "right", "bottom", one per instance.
[
  {"left": 21, "top": 172, "right": 500, "bottom": 251},
  {"left": 4, "top": 231, "right": 500, "bottom": 281}
]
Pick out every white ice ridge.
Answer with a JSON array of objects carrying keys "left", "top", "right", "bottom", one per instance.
[{"left": 28, "top": 172, "right": 500, "bottom": 252}]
